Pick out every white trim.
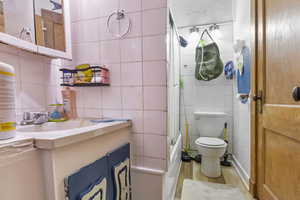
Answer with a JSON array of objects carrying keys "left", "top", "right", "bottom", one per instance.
[
  {"left": 131, "top": 166, "right": 165, "bottom": 176},
  {"left": 232, "top": 155, "right": 250, "bottom": 190},
  {"left": 0, "top": 32, "right": 37, "bottom": 52},
  {"left": 0, "top": 0, "right": 72, "bottom": 60}
]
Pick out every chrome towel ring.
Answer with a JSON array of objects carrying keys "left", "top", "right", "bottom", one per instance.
[{"left": 107, "top": 9, "right": 131, "bottom": 38}]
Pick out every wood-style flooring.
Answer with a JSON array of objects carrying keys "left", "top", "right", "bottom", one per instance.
[{"left": 175, "top": 161, "right": 254, "bottom": 200}]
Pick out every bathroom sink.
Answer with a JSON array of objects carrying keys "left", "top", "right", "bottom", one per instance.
[
  {"left": 16, "top": 118, "right": 131, "bottom": 150},
  {"left": 16, "top": 118, "right": 131, "bottom": 149},
  {"left": 17, "top": 119, "right": 97, "bottom": 133}
]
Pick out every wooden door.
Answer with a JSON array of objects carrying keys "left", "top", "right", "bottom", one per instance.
[
  {"left": 40, "top": 9, "right": 65, "bottom": 51},
  {"left": 255, "top": 0, "right": 300, "bottom": 199}
]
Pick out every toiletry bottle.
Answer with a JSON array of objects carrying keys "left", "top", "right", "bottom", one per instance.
[
  {"left": 0, "top": 62, "right": 16, "bottom": 140},
  {"left": 62, "top": 87, "right": 77, "bottom": 119}
]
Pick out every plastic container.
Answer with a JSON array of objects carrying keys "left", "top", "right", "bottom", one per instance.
[
  {"left": 62, "top": 87, "right": 77, "bottom": 119},
  {"left": 0, "top": 62, "right": 16, "bottom": 140},
  {"left": 48, "top": 103, "right": 68, "bottom": 122}
]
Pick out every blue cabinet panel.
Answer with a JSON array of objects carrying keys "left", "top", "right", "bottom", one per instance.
[
  {"left": 65, "top": 156, "right": 111, "bottom": 200},
  {"left": 64, "top": 143, "right": 131, "bottom": 200},
  {"left": 107, "top": 143, "right": 131, "bottom": 200}
]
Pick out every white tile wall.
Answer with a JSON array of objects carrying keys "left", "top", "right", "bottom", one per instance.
[
  {"left": 143, "top": 61, "right": 167, "bottom": 86},
  {"left": 0, "top": 44, "right": 62, "bottom": 121},
  {"left": 122, "top": 87, "right": 143, "bottom": 110},
  {"left": 232, "top": 0, "right": 251, "bottom": 177},
  {"left": 102, "top": 87, "right": 122, "bottom": 109},
  {"left": 120, "top": 38, "right": 142, "bottom": 62},
  {"left": 106, "top": 63, "right": 121, "bottom": 86},
  {"left": 179, "top": 24, "right": 234, "bottom": 150},
  {"left": 142, "top": 0, "right": 167, "bottom": 10},
  {"left": 142, "top": 8, "right": 167, "bottom": 36},
  {"left": 80, "top": 19, "right": 100, "bottom": 42},
  {"left": 121, "top": 62, "right": 143, "bottom": 86},
  {"left": 67, "top": 0, "right": 168, "bottom": 171},
  {"left": 99, "top": 0, "right": 119, "bottom": 17},
  {"left": 123, "top": 110, "right": 144, "bottom": 133},
  {"left": 120, "top": 0, "right": 142, "bottom": 13},
  {"left": 124, "top": 12, "right": 142, "bottom": 38},
  {"left": 143, "top": 35, "right": 167, "bottom": 61},
  {"left": 144, "top": 134, "right": 166, "bottom": 158},
  {"left": 144, "top": 111, "right": 167, "bottom": 135},
  {"left": 143, "top": 86, "right": 167, "bottom": 110},
  {"left": 100, "top": 40, "right": 120, "bottom": 64}
]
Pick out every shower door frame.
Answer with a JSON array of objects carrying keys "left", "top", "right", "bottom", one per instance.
[{"left": 167, "top": 10, "right": 181, "bottom": 161}]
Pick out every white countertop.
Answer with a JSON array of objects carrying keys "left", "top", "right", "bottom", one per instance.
[
  {"left": 0, "top": 135, "right": 33, "bottom": 147},
  {"left": 0, "top": 120, "right": 131, "bottom": 149},
  {"left": 15, "top": 120, "right": 131, "bottom": 150}
]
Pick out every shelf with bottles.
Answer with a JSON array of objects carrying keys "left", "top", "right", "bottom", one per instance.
[{"left": 60, "top": 65, "right": 110, "bottom": 87}]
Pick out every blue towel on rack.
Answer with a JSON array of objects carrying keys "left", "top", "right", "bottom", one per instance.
[{"left": 237, "top": 47, "right": 251, "bottom": 95}]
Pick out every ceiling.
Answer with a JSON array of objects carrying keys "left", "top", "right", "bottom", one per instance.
[{"left": 171, "top": 0, "right": 233, "bottom": 28}]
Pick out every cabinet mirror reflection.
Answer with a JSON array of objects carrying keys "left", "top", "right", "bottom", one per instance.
[
  {"left": 0, "top": 0, "right": 36, "bottom": 43},
  {"left": 34, "top": 0, "right": 66, "bottom": 51}
]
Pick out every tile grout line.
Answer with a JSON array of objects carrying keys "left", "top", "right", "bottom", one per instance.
[{"left": 140, "top": 0, "right": 145, "bottom": 167}]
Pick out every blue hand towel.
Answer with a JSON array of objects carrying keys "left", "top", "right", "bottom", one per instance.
[{"left": 237, "top": 47, "right": 251, "bottom": 94}]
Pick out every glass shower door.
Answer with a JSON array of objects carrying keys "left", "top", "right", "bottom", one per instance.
[{"left": 168, "top": 13, "right": 181, "bottom": 149}]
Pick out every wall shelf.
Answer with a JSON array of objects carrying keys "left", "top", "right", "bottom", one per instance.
[
  {"left": 60, "top": 66, "right": 110, "bottom": 87},
  {"left": 60, "top": 83, "right": 110, "bottom": 87}
]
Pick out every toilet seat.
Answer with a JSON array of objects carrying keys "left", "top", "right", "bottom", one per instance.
[{"left": 195, "top": 137, "right": 226, "bottom": 148}]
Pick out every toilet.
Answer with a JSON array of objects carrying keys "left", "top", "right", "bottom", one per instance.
[{"left": 194, "top": 112, "right": 228, "bottom": 178}]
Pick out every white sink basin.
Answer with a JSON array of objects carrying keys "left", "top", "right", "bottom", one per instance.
[
  {"left": 16, "top": 118, "right": 131, "bottom": 149},
  {"left": 17, "top": 119, "right": 96, "bottom": 133}
]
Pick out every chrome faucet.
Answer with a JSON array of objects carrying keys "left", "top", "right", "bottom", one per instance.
[
  {"left": 20, "top": 112, "right": 49, "bottom": 126},
  {"left": 33, "top": 112, "right": 49, "bottom": 125}
]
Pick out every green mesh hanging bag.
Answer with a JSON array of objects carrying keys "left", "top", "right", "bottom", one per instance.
[{"left": 195, "top": 30, "right": 223, "bottom": 81}]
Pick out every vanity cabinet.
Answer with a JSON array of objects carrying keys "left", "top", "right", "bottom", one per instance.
[
  {"left": 39, "top": 124, "right": 132, "bottom": 200},
  {"left": 0, "top": 139, "right": 46, "bottom": 200},
  {"left": 0, "top": 0, "right": 72, "bottom": 59}
]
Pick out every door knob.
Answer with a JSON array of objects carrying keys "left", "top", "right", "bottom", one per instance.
[
  {"left": 292, "top": 87, "right": 300, "bottom": 101},
  {"left": 252, "top": 95, "right": 262, "bottom": 101},
  {"left": 252, "top": 90, "right": 263, "bottom": 102},
  {"left": 252, "top": 90, "right": 264, "bottom": 114}
]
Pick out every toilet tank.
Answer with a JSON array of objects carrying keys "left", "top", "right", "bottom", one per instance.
[{"left": 194, "top": 112, "right": 227, "bottom": 138}]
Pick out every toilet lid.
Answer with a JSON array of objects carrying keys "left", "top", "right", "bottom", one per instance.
[{"left": 196, "top": 137, "right": 226, "bottom": 146}]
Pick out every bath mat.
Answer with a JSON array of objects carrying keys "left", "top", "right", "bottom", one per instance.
[{"left": 181, "top": 179, "right": 246, "bottom": 200}]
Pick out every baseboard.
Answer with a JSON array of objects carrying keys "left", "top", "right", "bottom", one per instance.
[{"left": 232, "top": 155, "right": 250, "bottom": 190}]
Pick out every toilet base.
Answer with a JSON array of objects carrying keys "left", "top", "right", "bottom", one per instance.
[{"left": 201, "top": 156, "right": 221, "bottom": 178}]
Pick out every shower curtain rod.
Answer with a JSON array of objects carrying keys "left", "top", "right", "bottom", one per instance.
[{"left": 178, "top": 20, "right": 233, "bottom": 29}]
